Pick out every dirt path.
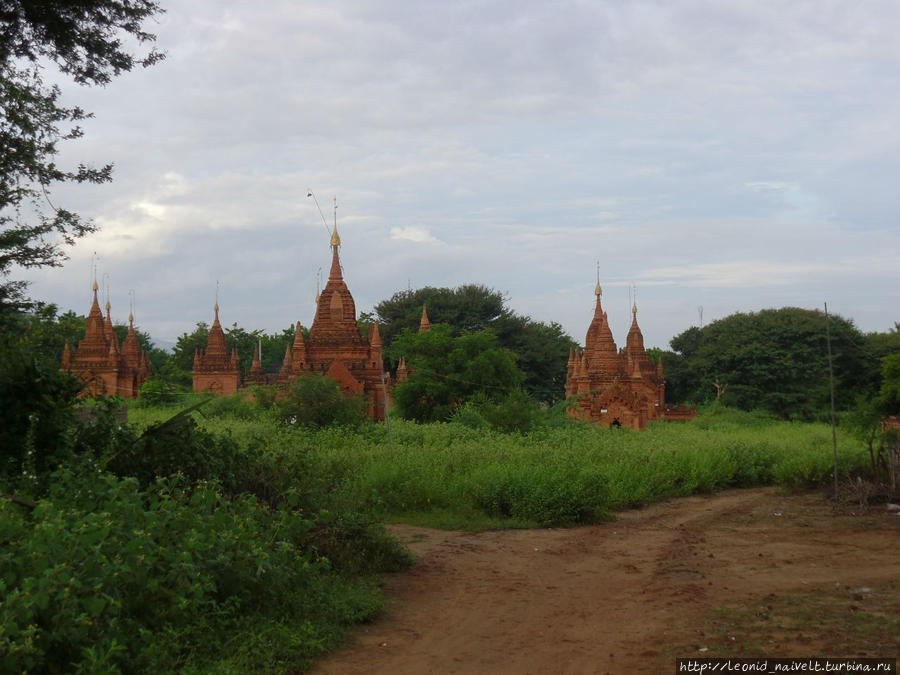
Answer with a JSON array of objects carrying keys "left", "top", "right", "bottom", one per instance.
[{"left": 315, "top": 488, "right": 900, "bottom": 674}]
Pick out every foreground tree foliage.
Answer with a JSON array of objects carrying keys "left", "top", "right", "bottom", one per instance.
[
  {"left": 0, "top": 342, "right": 410, "bottom": 672},
  {"left": 663, "top": 307, "right": 880, "bottom": 420},
  {"left": 0, "top": 0, "right": 164, "bottom": 311}
]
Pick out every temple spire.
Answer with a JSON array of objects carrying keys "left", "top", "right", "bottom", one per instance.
[
  {"left": 370, "top": 321, "right": 382, "bottom": 349},
  {"left": 419, "top": 304, "right": 431, "bottom": 333},
  {"left": 330, "top": 196, "right": 341, "bottom": 247}
]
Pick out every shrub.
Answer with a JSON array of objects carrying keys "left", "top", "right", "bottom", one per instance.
[
  {"left": 137, "top": 378, "right": 183, "bottom": 406},
  {"left": 0, "top": 469, "right": 396, "bottom": 673},
  {"left": 277, "top": 374, "right": 368, "bottom": 429},
  {"left": 0, "top": 343, "right": 82, "bottom": 492}
]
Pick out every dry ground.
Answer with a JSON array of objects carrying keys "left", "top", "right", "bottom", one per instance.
[{"left": 315, "top": 488, "right": 900, "bottom": 674}]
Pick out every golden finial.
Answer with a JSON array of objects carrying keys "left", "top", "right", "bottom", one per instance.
[
  {"left": 102, "top": 273, "right": 111, "bottom": 311},
  {"left": 595, "top": 260, "right": 602, "bottom": 296},
  {"left": 91, "top": 252, "right": 98, "bottom": 292},
  {"left": 330, "top": 197, "right": 341, "bottom": 247},
  {"left": 129, "top": 289, "right": 135, "bottom": 324}
]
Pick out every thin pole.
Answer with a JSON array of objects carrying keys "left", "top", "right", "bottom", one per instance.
[
  {"left": 379, "top": 361, "right": 393, "bottom": 447},
  {"left": 824, "top": 302, "right": 838, "bottom": 499}
]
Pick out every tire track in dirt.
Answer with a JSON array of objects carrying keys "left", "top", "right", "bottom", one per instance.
[{"left": 314, "top": 488, "right": 900, "bottom": 674}]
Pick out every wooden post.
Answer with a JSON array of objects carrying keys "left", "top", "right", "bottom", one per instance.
[{"left": 824, "top": 302, "right": 838, "bottom": 500}]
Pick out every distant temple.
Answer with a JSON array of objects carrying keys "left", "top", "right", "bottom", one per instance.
[
  {"left": 394, "top": 303, "right": 430, "bottom": 384},
  {"left": 61, "top": 281, "right": 151, "bottom": 398},
  {"left": 192, "top": 302, "right": 241, "bottom": 395},
  {"left": 565, "top": 279, "right": 696, "bottom": 429},
  {"left": 192, "top": 206, "right": 390, "bottom": 420}
]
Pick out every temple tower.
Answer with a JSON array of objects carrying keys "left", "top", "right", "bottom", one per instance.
[
  {"left": 63, "top": 280, "right": 150, "bottom": 398},
  {"left": 565, "top": 274, "right": 694, "bottom": 429},
  {"left": 192, "top": 301, "right": 241, "bottom": 395},
  {"left": 281, "top": 203, "right": 389, "bottom": 421}
]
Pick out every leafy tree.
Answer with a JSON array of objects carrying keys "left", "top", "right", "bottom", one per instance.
[
  {"left": 0, "top": 340, "right": 82, "bottom": 492},
  {"left": 663, "top": 308, "right": 877, "bottom": 419},
  {"left": 880, "top": 354, "right": 900, "bottom": 416},
  {"left": 375, "top": 284, "right": 575, "bottom": 403},
  {"left": 490, "top": 313, "right": 577, "bottom": 404},
  {"left": 375, "top": 284, "right": 506, "bottom": 346},
  {"left": 277, "top": 374, "right": 368, "bottom": 429},
  {"left": 7, "top": 302, "right": 85, "bottom": 362},
  {"left": 388, "top": 324, "right": 524, "bottom": 423},
  {"left": 168, "top": 322, "right": 209, "bottom": 384},
  {"left": 0, "top": 0, "right": 165, "bottom": 311}
]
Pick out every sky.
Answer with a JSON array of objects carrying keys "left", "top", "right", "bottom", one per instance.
[{"left": 20, "top": 0, "right": 900, "bottom": 351}]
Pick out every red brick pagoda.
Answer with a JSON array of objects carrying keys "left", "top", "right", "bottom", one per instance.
[
  {"left": 192, "top": 301, "right": 241, "bottom": 395},
  {"left": 565, "top": 279, "right": 695, "bottom": 429},
  {"left": 62, "top": 282, "right": 151, "bottom": 398},
  {"left": 275, "top": 220, "right": 389, "bottom": 420}
]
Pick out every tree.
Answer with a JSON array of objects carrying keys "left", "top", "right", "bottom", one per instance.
[
  {"left": 880, "top": 354, "right": 900, "bottom": 416},
  {"left": 490, "top": 312, "right": 576, "bottom": 404},
  {"left": 0, "top": 0, "right": 164, "bottom": 312},
  {"left": 375, "top": 284, "right": 506, "bottom": 346},
  {"left": 375, "top": 284, "right": 576, "bottom": 403},
  {"left": 276, "top": 374, "right": 368, "bottom": 429},
  {"left": 388, "top": 324, "right": 524, "bottom": 423},
  {"left": 663, "top": 308, "right": 878, "bottom": 419},
  {"left": 172, "top": 322, "right": 210, "bottom": 374},
  {"left": 8, "top": 302, "right": 85, "bottom": 361}
]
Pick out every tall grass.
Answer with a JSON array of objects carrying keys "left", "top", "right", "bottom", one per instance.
[{"left": 127, "top": 397, "right": 869, "bottom": 529}]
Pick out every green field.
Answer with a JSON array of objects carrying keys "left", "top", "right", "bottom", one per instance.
[
  {"left": 129, "top": 396, "right": 869, "bottom": 530},
  {"left": 3, "top": 395, "right": 872, "bottom": 673}
]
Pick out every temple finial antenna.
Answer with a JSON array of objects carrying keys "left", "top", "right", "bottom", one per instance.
[
  {"left": 215, "top": 280, "right": 219, "bottom": 314},
  {"left": 129, "top": 289, "right": 135, "bottom": 323},
  {"left": 307, "top": 189, "right": 331, "bottom": 236},
  {"left": 91, "top": 252, "right": 99, "bottom": 292},
  {"left": 594, "top": 260, "right": 602, "bottom": 297},
  {"left": 102, "top": 272, "right": 110, "bottom": 310},
  {"left": 329, "top": 196, "right": 341, "bottom": 247}
]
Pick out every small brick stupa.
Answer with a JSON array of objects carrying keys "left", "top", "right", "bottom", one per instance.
[
  {"left": 192, "top": 301, "right": 241, "bottom": 395},
  {"left": 565, "top": 279, "right": 695, "bottom": 429},
  {"left": 394, "top": 304, "right": 430, "bottom": 384},
  {"left": 277, "top": 218, "right": 389, "bottom": 420},
  {"left": 62, "top": 282, "right": 150, "bottom": 398}
]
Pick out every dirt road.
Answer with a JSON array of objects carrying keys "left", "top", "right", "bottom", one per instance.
[{"left": 315, "top": 488, "right": 899, "bottom": 674}]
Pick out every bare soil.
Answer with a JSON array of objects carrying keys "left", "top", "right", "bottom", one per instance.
[{"left": 315, "top": 488, "right": 900, "bottom": 674}]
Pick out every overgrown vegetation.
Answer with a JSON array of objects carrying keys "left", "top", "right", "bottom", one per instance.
[
  {"left": 4, "top": 297, "right": 897, "bottom": 672},
  {"left": 0, "top": 357, "right": 410, "bottom": 673},
  {"left": 128, "top": 397, "right": 875, "bottom": 530},
  {"left": 662, "top": 308, "right": 892, "bottom": 420}
]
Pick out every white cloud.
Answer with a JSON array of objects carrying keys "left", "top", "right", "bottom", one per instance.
[{"left": 389, "top": 226, "right": 442, "bottom": 244}]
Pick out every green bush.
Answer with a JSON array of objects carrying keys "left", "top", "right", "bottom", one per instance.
[
  {"left": 277, "top": 374, "right": 368, "bottom": 429},
  {"left": 0, "top": 344, "right": 82, "bottom": 492},
  {"left": 137, "top": 378, "right": 184, "bottom": 406},
  {"left": 0, "top": 469, "right": 400, "bottom": 673}
]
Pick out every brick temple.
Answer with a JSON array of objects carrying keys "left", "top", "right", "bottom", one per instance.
[
  {"left": 192, "top": 302, "right": 241, "bottom": 395},
  {"left": 61, "top": 281, "right": 151, "bottom": 398},
  {"left": 192, "top": 217, "right": 390, "bottom": 420},
  {"left": 565, "top": 281, "right": 696, "bottom": 429}
]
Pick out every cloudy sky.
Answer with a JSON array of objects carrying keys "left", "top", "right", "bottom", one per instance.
[{"left": 22, "top": 0, "right": 900, "bottom": 350}]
